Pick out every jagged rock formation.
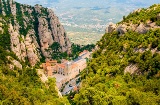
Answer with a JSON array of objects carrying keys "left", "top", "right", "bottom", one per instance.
[
  {"left": 116, "top": 24, "right": 127, "bottom": 34},
  {"left": 1, "top": 0, "right": 71, "bottom": 66},
  {"left": 7, "top": 56, "right": 22, "bottom": 69},
  {"left": 106, "top": 22, "right": 160, "bottom": 35},
  {"left": 105, "top": 22, "right": 116, "bottom": 33},
  {"left": 124, "top": 64, "right": 138, "bottom": 74},
  {"left": 74, "top": 5, "right": 160, "bottom": 105},
  {"left": 105, "top": 7, "right": 160, "bottom": 35}
]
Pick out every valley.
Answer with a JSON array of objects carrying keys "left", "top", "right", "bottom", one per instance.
[
  {"left": 0, "top": 0, "right": 160, "bottom": 105},
  {"left": 15, "top": 0, "right": 160, "bottom": 45}
]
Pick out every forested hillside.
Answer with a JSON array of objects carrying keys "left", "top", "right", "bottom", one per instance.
[
  {"left": 0, "top": 0, "right": 71, "bottom": 104},
  {"left": 73, "top": 4, "right": 160, "bottom": 105},
  {"left": 0, "top": 0, "right": 72, "bottom": 66},
  {"left": 0, "top": 13, "right": 70, "bottom": 105}
]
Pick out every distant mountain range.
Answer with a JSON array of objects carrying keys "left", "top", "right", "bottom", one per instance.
[
  {"left": 73, "top": 4, "right": 160, "bottom": 104},
  {"left": 15, "top": 0, "right": 160, "bottom": 45}
]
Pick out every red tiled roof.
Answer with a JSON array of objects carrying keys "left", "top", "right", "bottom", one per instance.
[
  {"left": 57, "top": 64, "right": 65, "bottom": 69},
  {"left": 79, "top": 50, "right": 89, "bottom": 56},
  {"left": 48, "top": 60, "right": 57, "bottom": 63},
  {"left": 71, "top": 63, "right": 78, "bottom": 69},
  {"left": 46, "top": 62, "right": 51, "bottom": 66}
]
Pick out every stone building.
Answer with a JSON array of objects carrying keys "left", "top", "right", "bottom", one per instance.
[{"left": 42, "top": 50, "right": 91, "bottom": 89}]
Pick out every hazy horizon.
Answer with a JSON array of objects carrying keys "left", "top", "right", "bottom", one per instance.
[{"left": 15, "top": 0, "right": 160, "bottom": 44}]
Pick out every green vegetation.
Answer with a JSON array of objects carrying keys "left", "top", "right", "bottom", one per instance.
[
  {"left": 0, "top": 1, "right": 70, "bottom": 104},
  {"left": 121, "top": 4, "right": 160, "bottom": 25},
  {"left": 71, "top": 43, "right": 95, "bottom": 60},
  {"left": 0, "top": 21, "right": 10, "bottom": 50},
  {"left": 73, "top": 5, "right": 160, "bottom": 105},
  {"left": 0, "top": 19, "right": 69, "bottom": 105},
  {"left": 1, "top": 0, "right": 160, "bottom": 104},
  {"left": 50, "top": 42, "right": 95, "bottom": 62},
  {"left": 50, "top": 42, "right": 68, "bottom": 62}
]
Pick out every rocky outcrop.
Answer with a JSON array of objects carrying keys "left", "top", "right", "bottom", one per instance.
[
  {"left": 1, "top": 0, "right": 71, "bottom": 66},
  {"left": 25, "top": 33, "right": 40, "bottom": 66},
  {"left": 116, "top": 24, "right": 127, "bottom": 34},
  {"left": 124, "top": 64, "right": 138, "bottom": 74},
  {"left": 105, "top": 22, "right": 116, "bottom": 33},
  {"left": 48, "top": 9, "right": 71, "bottom": 53},
  {"left": 7, "top": 56, "right": 22, "bottom": 69},
  {"left": 9, "top": 23, "right": 40, "bottom": 66},
  {"left": 105, "top": 7, "right": 160, "bottom": 35},
  {"left": 9, "top": 24, "right": 26, "bottom": 61},
  {"left": 106, "top": 21, "right": 160, "bottom": 35},
  {"left": 135, "top": 23, "right": 148, "bottom": 34},
  {"left": 9, "top": 0, "right": 16, "bottom": 15}
]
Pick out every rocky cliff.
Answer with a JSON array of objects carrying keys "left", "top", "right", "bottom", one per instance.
[
  {"left": 74, "top": 4, "right": 160, "bottom": 105},
  {"left": 106, "top": 5, "right": 160, "bottom": 35},
  {"left": 1, "top": 0, "right": 71, "bottom": 66}
]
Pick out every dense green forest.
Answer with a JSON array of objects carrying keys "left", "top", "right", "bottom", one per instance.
[
  {"left": 121, "top": 4, "right": 160, "bottom": 25},
  {"left": 73, "top": 4, "right": 160, "bottom": 105},
  {"left": 50, "top": 42, "right": 95, "bottom": 62},
  {"left": 0, "top": 0, "right": 95, "bottom": 104},
  {"left": 0, "top": 17, "right": 70, "bottom": 105},
  {"left": 1, "top": 0, "right": 160, "bottom": 104},
  {"left": 0, "top": 0, "right": 70, "bottom": 104}
]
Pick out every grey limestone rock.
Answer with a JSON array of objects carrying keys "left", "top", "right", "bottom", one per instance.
[
  {"left": 135, "top": 23, "right": 148, "bottom": 34},
  {"left": 5, "top": 1, "right": 71, "bottom": 66},
  {"left": 105, "top": 22, "right": 116, "bottom": 33},
  {"left": 116, "top": 24, "right": 127, "bottom": 34}
]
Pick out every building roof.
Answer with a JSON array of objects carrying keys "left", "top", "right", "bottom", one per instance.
[
  {"left": 57, "top": 64, "right": 65, "bottom": 69},
  {"left": 46, "top": 62, "right": 51, "bottom": 66},
  {"left": 48, "top": 60, "right": 57, "bottom": 63},
  {"left": 71, "top": 63, "right": 78, "bottom": 69},
  {"left": 61, "top": 59, "right": 69, "bottom": 63},
  {"left": 52, "top": 74, "right": 68, "bottom": 82},
  {"left": 79, "top": 50, "right": 89, "bottom": 57}
]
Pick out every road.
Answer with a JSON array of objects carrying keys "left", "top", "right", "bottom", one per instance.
[{"left": 61, "top": 76, "right": 80, "bottom": 95}]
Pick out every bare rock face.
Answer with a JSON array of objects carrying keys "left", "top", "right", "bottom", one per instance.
[
  {"left": 9, "top": 24, "right": 26, "bottom": 61},
  {"left": 9, "top": 0, "right": 16, "bottom": 15},
  {"left": 34, "top": 4, "right": 42, "bottom": 14},
  {"left": 36, "top": 8, "right": 71, "bottom": 57},
  {"left": 124, "top": 64, "right": 138, "bottom": 74},
  {"left": 135, "top": 23, "right": 148, "bottom": 34},
  {"left": 47, "top": 9, "right": 71, "bottom": 53},
  {"left": 9, "top": 23, "right": 40, "bottom": 66},
  {"left": 25, "top": 33, "right": 40, "bottom": 66},
  {"left": 38, "top": 17, "right": 54, "bottom": 57},
  {"left": 105, "top": 22, "right": 116, "bottom": 33},
  {"left": 132, "top": 8, "right": 142, "bottom": 13},
  {"left": 7, "top": 56, "right": 22, "bottom": 69},
  {"left": 116, "top": 24, "right": 127, "bottom": 34},
  {"left": 12, "top": 59, "right": 22, "bottom": 69},
  {"left": 1, "top": 0, "right": 72, "bottom": 66}
]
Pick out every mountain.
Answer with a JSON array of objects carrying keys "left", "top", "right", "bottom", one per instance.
[
  {"left": 73, "top": 4, "right": 160, "bottom": 105},
  {"left": 1, "top": 0, "right": 71, "bottom": 66},
  {"left": 15, "top": 0, "right": 160, "bottom": 45},
  {"left": 1, "top": 0, "right": 160, "bottom": 104},
  {"left": 0, "top": 0, "right": 71, "bottom": 104}
]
